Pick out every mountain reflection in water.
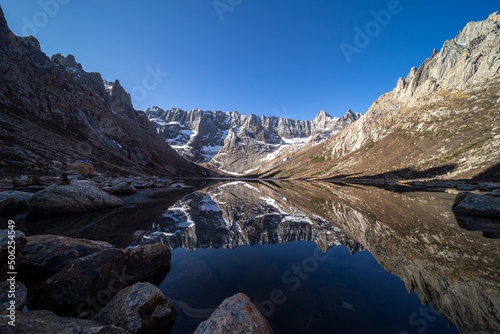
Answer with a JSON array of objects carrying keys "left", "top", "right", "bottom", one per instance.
[{"left": 131, "top": 181, "right": 500, "bottom": 334}]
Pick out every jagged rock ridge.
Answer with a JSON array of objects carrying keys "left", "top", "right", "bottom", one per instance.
[
  {"left": 146, "top": 107, "right": 360, "bottom": 175},
  {"left": 0, "top": 6, "right": 207, "bottom": 177},
  {"left": 262, "top": 12, "right": 500, "bottom": 180}
]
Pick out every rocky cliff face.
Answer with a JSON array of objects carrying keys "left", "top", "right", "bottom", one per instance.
[
  {"left": 263, "top": 12, "right": 500, "bottom": 180},
  {"left": 0, "top": 6, "right": 207, "bottom": 177},
  {"left": 146, "top": 107, "right": 360, "bottom": 175}
]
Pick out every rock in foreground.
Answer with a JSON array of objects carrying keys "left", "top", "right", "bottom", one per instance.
[
  {"left": 94, "top": 282, "right": 177, "bottom": 334},
  {"left": 30, "top": 244, "right": 171, "bottom": 317},
  {"left": 0, "top": 190, "right": 34, "bottom": 214},
  {"left": 0, "top": 310, "right": 129, "bottom": 334},
  {"left": 27, "top": 180, "right": 123, "bottom": 216},
  {"left": 452, "top": 192, "right": 500, "bottom": 217},
  {"left": 21, "top": 235, "right": 113, "bottom": 277},
  {"left": 194, "top": 293, "right": 273, "bottom": 334},
  {"left": 0, "top": 281, "right": 27, "bottom": 311}
]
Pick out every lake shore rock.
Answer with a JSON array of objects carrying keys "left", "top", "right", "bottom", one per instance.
[
  {"left": 0, "top": 310, "right": 130, "bottom": 333},
  {"left": 194, "top": 293, "right": 273, "bottom": 334},
  {"left": 29, "top": 244, "right": 171, "bottom": 317},
  {"left": 94, "top": 282, "right": 177, "bottom": 334},
  {"left": 27, "top": 180, "right": 123, "bottom": 216},
  {"left": 452, "top": 191, "right": 500, "bottom": 217},
  {"left": 20, "top": 235, "right": 113, "bottom": 281},
  {"left": 103, "top": 181, "right": 137, "bottom": 195},
  {"left": 0, "top": 190, "right": 34, "bottom": 214}
]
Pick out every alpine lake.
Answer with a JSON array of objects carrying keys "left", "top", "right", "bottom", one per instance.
[{"left": 13, "top": 179, "right": 500, "bottom": 334}]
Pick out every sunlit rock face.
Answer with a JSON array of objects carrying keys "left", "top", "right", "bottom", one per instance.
[{"left": 145, "top": 107, "right": 360, "bottom": 175}]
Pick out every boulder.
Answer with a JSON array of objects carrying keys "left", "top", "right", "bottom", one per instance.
[
  {"left": 452, "top": 192, "right": 500, "bottom": 217},
  {"left": 194, "top": 293, "right": 273, "bottom": 334},
  {"left": 21, "top": 235, "right": 113, "bottom": 278},
  {"left": 478, "top": 182, "right": 500, "bottom": 191},
  {"left": 94, "top": 282, "right": 177, "bottom": 334},
  {"left": 0, "top": 310, "right": 129, "bottom": 333},
  {"left": 30, "top": 244, "right": 171, "bottom": 318},
  {"left": 0, "top": 190, "right": 34, "bottom": 213},
  {"left": 0, "top": 281, "right": 27, "bottom": 311},
  {"left": 103, "top": 182, "right": 137, "bottom": 195},
  {"left": 27, "top": 180, "right": 123, "bottom": 216},
  {"left": 0, "top": 230, "right": 26, "bottom": 278}
]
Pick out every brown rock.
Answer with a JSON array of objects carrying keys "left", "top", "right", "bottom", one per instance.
[
  {"left": 27, "top": 180, "right": 123, "bottom": 216},
  {"left": 0, "top": 310, "right": 129, "bottom": 333},
  {"left": 194, "top": 293, "right": 273, "bottom": 334},
  {"left": 30, "top": 244, "right": 171, "bottom": 318}
]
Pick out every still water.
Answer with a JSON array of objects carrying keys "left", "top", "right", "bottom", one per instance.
[
  {"left": 127, "top": 181, "right": 500, "bottom": 334},
  {"left": 16, "top": 180, "right": 500, "bottom": 333}
]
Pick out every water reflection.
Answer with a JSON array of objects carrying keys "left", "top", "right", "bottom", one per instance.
[{"left": 141, "top": 181, "right": 500, "bottom": 334}]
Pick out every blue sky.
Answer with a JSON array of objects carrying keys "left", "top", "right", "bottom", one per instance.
[{"left": 1, "top": 1, "right": 497, "bottom": 120}]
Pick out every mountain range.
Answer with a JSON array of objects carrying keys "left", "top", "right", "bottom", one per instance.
[
  {"left": 145, "top": 107, "right": 360, "bottom": 175},
  {"left": 0, "top": 6, "right": 498, "bottom": 181}
]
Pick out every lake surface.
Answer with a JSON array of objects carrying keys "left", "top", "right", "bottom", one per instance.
[
  {"left": 127, "top": 181, "right": 500, "bottom": 334},
  {"left": 12, "top": 180, "right": 500, "bottom": 333}
]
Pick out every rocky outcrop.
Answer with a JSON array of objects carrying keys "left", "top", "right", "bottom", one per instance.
[
  {"left": 0, "top": 6, "right": 207, "bottom": 178},
  {"left": 27, "top": 180, "right": 123, "bottom": 216},
  {"left": 103, "top": 181, "right": 137, "bottom": 195},
  {"left": 0, "top": 229, "right": 26, "bottom": 278},
  {"left": 263, "top": 13, "right": 500, "bottom": 180},
  {"left": 30, "top": 244, "right": 172, "bottom": 317},
  {"left": 0, "top": 310, "right": 129, "bottom": 334},
  {"left": 0, "top": 281, "right": 27, "bottom": 311},
  {"left": 21, "top": 235, "right": 112, "bottom": 278},
  {"left": 94, "top": 282, "right": 177, "bottom": 334},
  {"left": 0, "top": 190, "right": 34, "bottom": 214},
  {"left": 194, "top": 293, "right": 273, "bottom": 334},
  {"left": 452, "top": 191, "right": 500, "bottom": 217},
  {"left": 146, "top": 107, "right": 360, "bottom": 175}
]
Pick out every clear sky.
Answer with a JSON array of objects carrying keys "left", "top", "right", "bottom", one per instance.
[{"left": 1, "top": 1, "right": 497, "bottom": 120}]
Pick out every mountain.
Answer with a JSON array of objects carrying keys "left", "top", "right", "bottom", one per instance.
[
  {"left": 0, "top": 6, "right": 207, "bottom": 177},
  {"left": 146, "top": 107, "right": 360, "bottom": 175},
  {"left": 261, "top": 12, "right": 500, "bottom": 180}
]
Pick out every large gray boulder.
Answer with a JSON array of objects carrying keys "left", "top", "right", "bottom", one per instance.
[
  {"left": 94, "top": 282, "right": 177, "bottom": 334},
  {"left": 0, "top": 310, "right": 129, "bottom": 333},
  {"left": 27, "top": 180, "right": 123, "bottom": 216},
  {"left": 21, "top": 235, "right": 113, "bottom": 277},
  {"left": 30, "top": 244, "right": 171, "bottom": 318},
  {"left": 0, "top": 190, "right": 34, "bottom": 214},
  {"left": 452, "top": 192, "right": 500, "bottom": 217},
  {"left": 0, "top": 230, "right": 26, "bottom": 278},
  {"left": 194, "top": 293, "right": 273, "bottom": 334}
]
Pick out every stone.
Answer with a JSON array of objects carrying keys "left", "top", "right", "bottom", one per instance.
[
  {"left": 21, "top": 235, "right": 113, "bottom": 277},
  {"left": 0, "top": 281, "right": 27, "bottom": 311},
  {"left": 27, "top": 180, "right": 123, "bottom": 216},
  {"left": 94, "top": 282, "right": 177, "bottom": 334},
  {"left": 194, "top": 293, "right": 273, "bottom": 334},
  {"left": 0, "top": 310, "right": 129, "bottom": 334},
  {"left": 478, "top": 183, "right": 500, "bottom": 191},
  {"left": 0, "top": 190, "right": 34, "bottom": 213},
  {"left": 452, "top": 192, "right": 500, "bottom": 217},
  {"left": 0, "top": 229, "right": 26, "bottom": 278},
  {"left": 103, "top": 181, "right": 137, "bottom": 195},
  {"left": 30, "top": 244, "right": 171, "bottom": 317}
]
